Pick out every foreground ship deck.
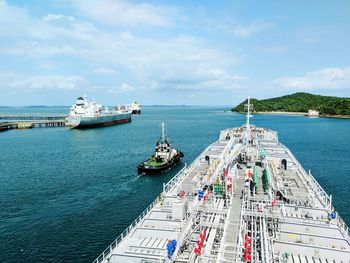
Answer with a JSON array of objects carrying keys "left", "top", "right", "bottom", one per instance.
[{"left": 94, "top": 101, "right": 350, "bottom": 263}]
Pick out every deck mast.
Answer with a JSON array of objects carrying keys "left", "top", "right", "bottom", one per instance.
[
  {"left": 244, "top": 96, "right": 253, "bottom": 145},
  {"left": 161, "top": 122, "right": 165, "bottom": 144}
]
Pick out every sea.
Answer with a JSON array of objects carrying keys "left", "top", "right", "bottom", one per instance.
[{"left": 0, "top": 106, "right": 349, "bottom": 262}]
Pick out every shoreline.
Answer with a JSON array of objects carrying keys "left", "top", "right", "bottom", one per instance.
[
  {"left": 255, "top": 111, "right": 306, "bottom": 116},
  {"left": 233, "top": 111, "right": 350, "bottom": 119},
  {"left": 319, "top": 114, "right": 350, "bottom": 119}
]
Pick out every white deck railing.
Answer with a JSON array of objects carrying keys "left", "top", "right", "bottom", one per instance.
[
  {"left": 93, "top": 163, "right": 190, "bottom": 263},
  {"left": 186, "top": 143, "right": 214, "bottom": 174},
  {"left": 208, "top": 138, "right": 235, "bottom": 186},
  {"left": 284, "top": 146, "right": 331, "bottom": 208},
  {"left": 284, "top": 146, "right": 350, "bottom": 241},
  {"left": 163, "top": 165, "right": 187, "bottom": 193},
  {"left": 93, "top": 195, "right": 161, "bottom": 263}
]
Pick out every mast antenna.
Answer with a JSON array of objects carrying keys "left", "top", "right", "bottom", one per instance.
[
  {"left": 161, "top": 122, "right": 166, "bottom": 144},
  {"left": 246, "top": 96, "right": 251, "bottom": 128},
  {"left": 244, "top": 97, "right": 253, "bottom": 145}
]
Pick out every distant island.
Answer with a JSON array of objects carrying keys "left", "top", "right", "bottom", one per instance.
[{"left": 231, "top": 92, "right": 350, "bottom": 118}]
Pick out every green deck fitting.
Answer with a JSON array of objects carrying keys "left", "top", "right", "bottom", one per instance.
[
  {"left": 253, "top": 165, "right": 260, "bottom": 188},
  {"left": 145, "top": 160, "right": 166, "bottom": 167},
  {"left": 259, "top": 151, "right": 267, "bottom": 157},
  {"left": 265, "top": 168, "right": 270, "bottom": 184},
  {"left": 262, "top": 168, "right": 270, "bottom": 193},
  {"left": 214, "top": 183, "right": 224, "bottom": 195}
]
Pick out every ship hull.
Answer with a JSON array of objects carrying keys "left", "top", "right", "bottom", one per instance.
[
  {"left": 137, "top": 152, "right": 183, "bottom": 175},
  {"left": 66, "top": 112, "right": 131, "bottom": 129},
  {"left": 131, "top": 110, "right": 141, "bottom": 115}
]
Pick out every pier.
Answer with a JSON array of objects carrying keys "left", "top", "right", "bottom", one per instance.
[
  {"left": 0, "top": 114, "right": 67, "bottom": 121},
  {"left": 0, "top": 122, "right": 17, "bottom": 132},
  {"left": 0, "top": 120, "right": 66, "bottom": 132},
  {"left": 0, "top": 114, "right": 67, "bottom": 132}
]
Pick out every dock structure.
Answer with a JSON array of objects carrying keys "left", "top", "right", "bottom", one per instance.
[
  {"left": 0, "top": 114, "right": 67, "bottom": 121},
  {"left": 0, "top": 114, "right": 67, "bottom": 131},
  {"left": 93, "top": 99, "right": 350, "bottom": 263},
  {"left": 0, "top": 120, "right": 66, "bottom": 131},
  {"left": 0, "top": 122, "right": 18, "bottom": 132},
  {"left": 31, "top": 120, "right": 66, "bottom": 128}
]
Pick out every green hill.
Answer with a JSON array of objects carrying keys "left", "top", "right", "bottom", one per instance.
[{"left": 231, "top": 93, "right": 350, "bottom": 116}]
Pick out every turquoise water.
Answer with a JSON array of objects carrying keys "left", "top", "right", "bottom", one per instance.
[{"left": 0, "top": 107, "right": 349, "bottom": 262}]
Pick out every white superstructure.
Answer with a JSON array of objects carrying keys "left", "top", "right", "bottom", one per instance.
[
  {"left": 68, "top": 95, "right": 105, "bottom": 117},
  {"left": 131, "top": 102, "right": 141, "bottom": 111},
  {"left": 154, "top": 122, "right": 178, "bottom": 161}
]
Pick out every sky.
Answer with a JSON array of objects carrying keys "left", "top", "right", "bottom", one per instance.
[{"left": 0, "top": 0, "right": 349, "bottom": 106}]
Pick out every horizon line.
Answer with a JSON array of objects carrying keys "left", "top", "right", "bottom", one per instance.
[{"left": 0, "top": 104, "right": 235, "bottom": 108}]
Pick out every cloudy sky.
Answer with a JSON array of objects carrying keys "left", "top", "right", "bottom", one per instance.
[{"left": 0, "top": 0, "right": 349, "bottom": 106}]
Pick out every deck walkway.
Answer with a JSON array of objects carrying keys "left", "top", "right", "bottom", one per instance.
[{"left": 220, "top": 177, "right": 244, "bottom": 262}]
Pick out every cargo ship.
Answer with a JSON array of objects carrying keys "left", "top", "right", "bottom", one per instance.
[
  {"left": 138, "top": 122, "right": 183, "bottom": 174},
  {"left": 66, "top": 96, "right": 131, "bottom": 129},
  {"left": 93, "top": 97, "right": 350, "bottom": 263},
  {"left": 130, "top": 102, "right": 141, "bottom": 114}
]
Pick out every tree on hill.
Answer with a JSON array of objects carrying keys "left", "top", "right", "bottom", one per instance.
[{"left": 231, "top": 93, "right": 350, "bottom": 115}]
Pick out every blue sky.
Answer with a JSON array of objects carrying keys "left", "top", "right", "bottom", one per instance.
[{"left": 0, "top": 0, "right": 349, "bottom": 106}]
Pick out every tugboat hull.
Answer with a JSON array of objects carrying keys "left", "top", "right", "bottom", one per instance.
[{"left": 138, "top": 152, "right": 183, "bottom": 175}]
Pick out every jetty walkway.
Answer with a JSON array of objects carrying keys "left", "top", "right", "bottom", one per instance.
[
  {"left": 0, "top": 115, "right": 67, "bottom": 132},
  {"left": 0, "top": 114, "right": 67, "bottom": 121}
]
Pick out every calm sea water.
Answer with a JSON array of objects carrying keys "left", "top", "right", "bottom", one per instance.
[{"left": 0, "top": 107, "right": 349, "bottom": 262}]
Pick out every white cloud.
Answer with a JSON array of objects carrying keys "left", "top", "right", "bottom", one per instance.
[
  {"left": 275, "top": 67, "right": 350, "bottom": 90},
  {"left": 8, "top": 75, "right": 84, "bottom": 91},
  {"left": 108, "top": 83, "right": 135, "bottom": 93},
  {"left": 43, "top": 14, "right": 75, "bottom": 22},
  {"left": 0, "top": 1, "right": 32, "bottom": 37},
  {"left": 39, "top": 60, "right": 56, "bottom": 70},
  {"left": 74, "top": 0, "right": 173, "bottom": 28},
  {"left": 119, "top": 83, "right": 134, "bottom": 93},
  {"left": 1, "top": 42, "right": 79, "bottom": 57},
  {"left": 232, "top": 20, "right": 274, "bottom": 37},
  {"left": 209, "top": 68, "right": 246, "bottom": 80},
  {"left": 157, "top": 67, "right": 247, "bottom": 92},
  {"left": 93, "top": 67, "right": 116, "bottom": 74},
  {"left": 81, "top": 33, "right": 240, "bottom": 93},
  {"left": 255, "top": 45, "right": 288, "bottom": 53},
  {"left": 0, "top": 1, "right": 242, "bottom": 97}
]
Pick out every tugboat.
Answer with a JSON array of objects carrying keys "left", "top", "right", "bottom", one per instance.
[{"left": 138, "top": 122, "right": 184, "bottom": 175}]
